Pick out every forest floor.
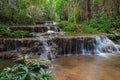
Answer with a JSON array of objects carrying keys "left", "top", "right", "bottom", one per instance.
[{"left": 51, "top": 54, "right": 120, "bottom": 80}]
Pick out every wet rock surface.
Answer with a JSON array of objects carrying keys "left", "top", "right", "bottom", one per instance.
[
  {"left": 18, "top": 47, "right": 31, "bottom": 54},
  {"left": 0, "top": 44, "right": 5, "bottom": 51},
  {"left": 0, "top": 35, "right": 120, "bottom": 59},
  {"left": 0, "top": 23, "right": 120, "bottom": 61},
  {"left": 0, "top": 52, "right": 22, "bottom": 59},
  {"left": 10, "top": 25, "right": 61, "bottom": 33},
  {"left": 53, "top": 36, "right": 97, "bottom": 55}
]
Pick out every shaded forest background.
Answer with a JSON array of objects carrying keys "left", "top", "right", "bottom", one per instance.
[{"left": 0, "top": 0, "right": 120, "bottom": 35}]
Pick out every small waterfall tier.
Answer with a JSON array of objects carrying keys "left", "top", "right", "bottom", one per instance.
[
  {"left": 0, "top": 36, "right": 120, "bottom": 57},
  {"left": 10, "top": 25, "right": 61, "bottom": 33},
  {"left": 53, "top": 36, "right": 120, "bottom": 55}
]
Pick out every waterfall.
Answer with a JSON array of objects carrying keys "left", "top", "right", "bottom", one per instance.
[
  {"left": 95, "top": 36, "right": 119, "bottom": 54},
  {"left": 41, "top": 41, "right": 56, "bottom": 62},
  {"left": 7, "top": 39, "right": 17, "bottom": 52},
  {"left": 1, "top": 22, "right": 120, "bottom": 60},
  {"left": 34, "top": 36, "right": 55, "bottom": 61},
  {"left": 53, "top": 22, "right": 57, "bottom": 25},
  {"left": 40, "top": 41, "right": 50, "bottom": 60},
  {"left": 81, "top": 38, "right": 85, "bottom": 55},
  {"left": 32, "top": 26, "right": 35, "bottom": 33},
  {"left": 47, "top": 26, "right": 54, "bottom": 33},
  {"left": 55, "top": 36, "right": 120, "bottom": 56},
  {"left": 47, "top": 26, "right": 60, "bottom": 33}
]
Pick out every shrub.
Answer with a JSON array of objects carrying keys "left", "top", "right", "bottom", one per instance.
[
  {"left": 13, "top": 30, "right": 29, "bottom": 38},
  {"left": 57, "top": 14, "right": 111, "bottom": 34},
  {"left": 0, "top": 61, "right": 52, "bottom": 80},
  {"left": 57, "top": 21, "right": 80, "bottom": 32},
  {"left": 15, "top": 55, "right": 29, "bottom": 63},
  {"left": 82, "top": 13, "right": 111, "bottom": 33},
  {"left": 38, "top": 68, "right": 52, "bottom": 80},
  {"left": 63, "top": 22, "right": 80, "bottom": 32},
  {"left": 15, "top": 55, "right": 47, "bottom": 68},
  {"left": 111, "top": 16, "right": 120, "bottom": 28},
  {"left": 81, "top": 25, "right": 99, "bottom": 34},
  {"left": 0, "top": 24, "right": 30, "bottom": 38},
  {"left": 0, "top": 24, "right": 12, "bottom": 37},
  {"left": 57, "top": 21, "right": 69, "bottom": 29}
]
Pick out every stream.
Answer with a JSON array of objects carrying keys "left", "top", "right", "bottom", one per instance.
[{"left": 51, "top": 54, "right": 120, "bottom": 80}]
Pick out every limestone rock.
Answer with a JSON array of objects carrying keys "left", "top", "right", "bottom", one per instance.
[
  {"left": 0, "top": 44, "right": 5, "bottom": 51},
  {"left": 18, "top": 47, "right": 30, "bottom": 54},
  {"left": 0, "top": 52, "right": 22, "bottom": 59}
]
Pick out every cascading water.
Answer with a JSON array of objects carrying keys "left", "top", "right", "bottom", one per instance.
[
  {"left": 81, "top": 38, "right": 85, "bottom": 55},
  {"left": 6, "top": 39, "right": 18, "bottom": 52},
  {"left": 46, "top": 25, "right": 60, "bottom": 33},
  {"left": 34, "top": 36, "right": 56, "bottom": 62},
  {"left": 54, "top": 36, "right": 120, "bottom": 56},
  {"left": 40, "top": 41, "right": 50, "bottom": 60},
  {"left": 32, "top": 26, "right": 35, "bottom": 33},
  {"left": 95, "top": 36, "right": 119, "bottom": 55},
  {"left": 47, "top": 26, "right": 55, "bottom": 33},
  {"left": 1, "top": 21, "right": 120, "bottom": 60}
]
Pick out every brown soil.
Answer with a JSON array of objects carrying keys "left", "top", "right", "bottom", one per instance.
[
  {"left": 51, "top": 54, "right": 120, "bottom": 80},
  {"left": 0, "top": 59, "right": 17, "bottom": 72}
]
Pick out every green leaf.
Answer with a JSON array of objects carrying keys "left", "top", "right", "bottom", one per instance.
[
  {"left": 29, "top": 73, "right": 36, "bottom": 80},
  {"left": 21, "top": 74, "right": 27, "bottom": 80}
]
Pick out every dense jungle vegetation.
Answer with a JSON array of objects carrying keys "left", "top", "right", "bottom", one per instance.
[{"left": 0, "top": 0, "right": 120, "bottom": 35}]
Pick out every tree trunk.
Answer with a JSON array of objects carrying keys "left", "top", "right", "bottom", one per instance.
[
  {"left": 68, "top": 0, "right": 70, "bottom": 22},
  {"left": 87, "top": 0, "right": 92, "bottom": 20}
]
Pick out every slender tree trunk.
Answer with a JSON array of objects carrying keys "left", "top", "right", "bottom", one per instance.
[
  {"left": 87, "top": 0, "right": 92, "bottom": 20},
  {"left": 101, "top": 0, "right": 105, "bottom": 9},
  {"left": 68, "top": 0, "right": 70, "bottom": 22}
]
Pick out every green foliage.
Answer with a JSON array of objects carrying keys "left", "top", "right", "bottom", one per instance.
[
  {"left": 0, "top": 0, "right": 119, "bottom": 35},
  {"left": 63, "top": 22, "right": 80, "bottom": 32},
  {"left": 57, "top": 21, "right": 98, "bottom": 33},
  {"left": 57, "top": 12, "right": 120, "bottom": 35},
  {"left": 111, "top": 16, "right": 120, "bottom": 28},
  {"left": 57, "top": 21, "right": 69, "bottom": 28},
  {"left": 82, "top": 14, "right": 120, "bottom": 35},
  {"left": 14, "top": 9, "right": 33, "bottom": 24},
  {"left": 80, "top": 25, "right": 99, "bottom": 34},
  {"left": 0, "top": 24, "right": 12, "bottom": 37},
  {"left": 54, "top": 0, "right": 68, "bottom": 20},
  {"left": 15, "top": 55, "right": 47, "bottom": 69},
  {"left": 13, "top": 30, "right": 29, "bottom": 38},
  {"left": 57, "top": 21, "right": 80, "bottom": 32},
  {"left": 30, "top": 60, "right": 46, "bottom": 69},
  {"left": 0, "top": 24, "right": 30, "bottom": 38},
  {"left": 38, "top": 68, "right": 52, "bottom": 80},
  {"left": 57, "top": 13, "right": 114, "bottom": 34},
  {"left": 0, "top": 0, "right": 120, "bottom": 25},
  {"left": 15, "top": 55, "right": 29, "bottom": 63},
  {"left": 0, "top": 0, "right": 32, "bottom": 24},
  {"left": 0, "top": 61, "right": 52, "bottom": 80},
  {"left": 0, "top": 0, "right": 53, "bottom": 24},
  {"left": 0, "top": 64, "right": 35, "bottom": 80},
  {"left": 82, "top": 13, "right": 111, "bottom": 33}
]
